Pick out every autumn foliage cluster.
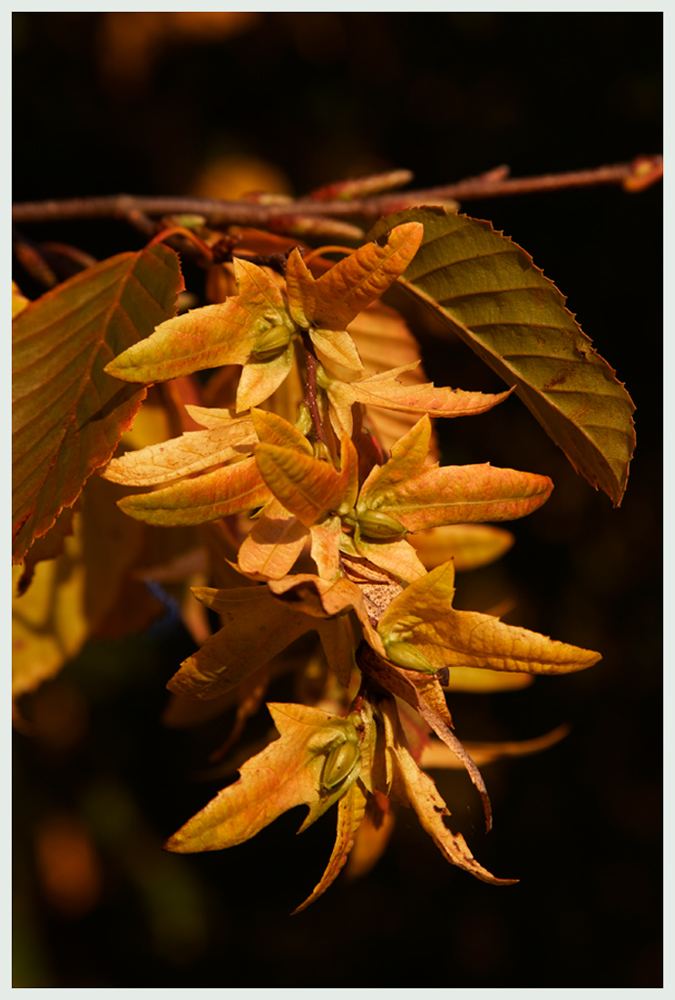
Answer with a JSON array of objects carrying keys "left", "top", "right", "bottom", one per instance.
[{"left": 13, "top": 171, "right": 639, "bottom": 911}]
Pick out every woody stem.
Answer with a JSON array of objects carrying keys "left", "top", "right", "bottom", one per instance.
[{"left": 301, "top": 333, "right": 326, "bottom": 444}]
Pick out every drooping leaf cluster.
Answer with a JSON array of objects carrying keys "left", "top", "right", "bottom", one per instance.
[{"left": 12, "top": 186, "right": 636, "bottom": 909}]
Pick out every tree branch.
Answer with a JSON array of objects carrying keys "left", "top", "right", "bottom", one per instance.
[{"left": 12, "top": 156, "right": 662, "bottom": 232}]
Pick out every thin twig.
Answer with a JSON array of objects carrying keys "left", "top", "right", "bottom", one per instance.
[{"left": 11, "top": 157, "right": 662, "bottom": 231}]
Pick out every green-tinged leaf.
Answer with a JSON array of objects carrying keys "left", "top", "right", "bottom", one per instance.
[
  {"left": 378, "top": 560, "right": 602, "bottom": 675},
  {"left": 117, "top": 456, "right": 271, "bottom": 526},
  {"left": 379, "top": 699, "right": 516, "bottom": 885},
  {"left": 255, "top": 445, "right": 345, "bottom": 527},
  {"left": 236, "top": 340, "right": 296, "bottom": 412},
  {"left": 369, "top": 207, "right": 635, "bottom": 504},
  {"left": 358, "top": 416, "right": 432, "bottom": 509},
  {"left": 337, "top": 433, "right": 360, "bottom": 515},
  {"left": 106, "top": 256, "right": 292, "bottom": 384},
  {"left": 168, "top": 589, "right": 312, "bottom": 699},
  {"left": 286, "top": 223, "right": 424, "bottom": 331},
  {"left": 410, "top": 523, "right": 514, "bottom": 571},
  {"left": 367, "top": 462, "right": 553, "bottom": 532},
  {"left": 238, "top": 498, "right": 309, "bottom": 579},
  {"left": 165, "top": 703, "right": 359, "bottom": 852},
  {"left": 13, "top": 243, "right": 183, "bottom": 562},
  {"left": 250, "top": 408, "right": 313, "bottom": 454},
  {"left": 103, "top": 416, "right": 257, "bottom": 486},
  {"left": 292, "top": 780, "right": 368, "bottom": 913}
]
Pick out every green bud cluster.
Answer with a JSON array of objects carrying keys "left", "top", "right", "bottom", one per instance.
[
  {"left": 321, "top": 739, "right": 361, "bottom": 791},
  {"left": 384, "top": 640, "right": 437, "bottom": 674},
  {"left": 356, "top": 509, "right": 407, "bottom": 541},
  {"left": 250, "top": 324, "right": 293, "bottom": 361}
]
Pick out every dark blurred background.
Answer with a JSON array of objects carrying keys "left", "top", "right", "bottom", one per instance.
[{"left": 12, "top": 12, "right": 662, "bottom": 988}]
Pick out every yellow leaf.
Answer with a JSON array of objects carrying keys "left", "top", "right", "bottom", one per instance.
[
  {"left": 165, "top": 703, "right": 360, "bottom": 852},
  {"left": 419, "top": 724, "right": 570, "bottom": 769},
  {"left": 379, "top": 701, "right": 516, "bottom": 885},
  {"left": 237, "top": 498, "right": 309, "bottom": 579},
  {"left": 12, "top": 519, "right": 87, "bottom": 699},
  {"left": 106, "top": 256, "right": 291, "bottom": 384},
  {"left": 410, "top": 523, "right": 514, "bottom": 571},
  {"left": 358, "top": 416, "right": 431, "bottom": 508},
  {"left": 378, "top": 560, "right": 602, "bottom": 675},
  {"left": 444, "top": 665, "right": 533, "bottom": 692},
  {"left": 235, "top": 341, "right": 296, "bottom": 412},
  {"left": 103, "top": 415, "right": 257, "bottom": 486},
  {"left": 12, "top": 281, "right": 30, "bottom": 318},
  {"left": 309, "top": 515, "right": 342, "bottom": 580},
  {"left": 345, "top": 794, "right": 396, "bottom": 880},
  {"left": 352, "top": 534, "right": 427, "bottom": 585},
  {"left": 168, "top": 587, "right": 313, "bottom": 699},
  {"left": 292, "top": 779, "right": 368, "bottom": 913},
  {"left": 309, "top": 327, "right": 364, "bottom": 381}
]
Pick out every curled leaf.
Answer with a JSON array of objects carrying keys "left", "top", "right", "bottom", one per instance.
[
  {"left": 379, "top": 699, "right": 516, "bottom": 886},
  {"left": 286, "top": 222, "right": 424, "bottom": 330},
  {"left": 292, "top": 780, "right": 368, "bottom": 914}
]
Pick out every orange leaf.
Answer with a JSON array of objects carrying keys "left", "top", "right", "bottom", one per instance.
[
  {"left": 371, "top": 462, "right": 553, "bottom": 532},
  {"left": 117, "top": 456, "right": 272, "bottom": 526},
  {"left": 286, "top": 223, "right": 424, "bottom": 330},
  {"left": 250, "top": 407, "right": 313, "bottom": 454},
  {"left": 255, "top": 445, "right": 345, "bottom": 528},
  {"left": 335, "top": 364, "right": 512, "bottom": 422}
]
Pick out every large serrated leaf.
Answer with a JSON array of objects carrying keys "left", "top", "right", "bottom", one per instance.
[
  {"left": 12, "top": 244, "right": 183, "bottom": 562},
  {"left": 368, "top": 208, "right": 635, "bottom": 505}
]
